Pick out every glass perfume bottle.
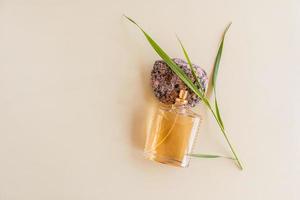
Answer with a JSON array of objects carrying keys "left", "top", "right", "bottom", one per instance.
[{"left": 144, "top": 90, "right": 201, "bottom": 168}]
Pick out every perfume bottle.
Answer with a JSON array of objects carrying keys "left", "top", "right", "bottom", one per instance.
[{"left": 144, "top": 90, "right": 201, "bottom": 168}]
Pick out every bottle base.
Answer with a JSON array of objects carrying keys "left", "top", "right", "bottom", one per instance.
[{"left": 144, "top": 152, "right": 190, "bottom": 168}]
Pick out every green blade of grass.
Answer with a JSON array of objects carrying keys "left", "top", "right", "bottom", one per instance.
[
  {"left": 176, "top": 36, "right": 205, "bottom": 93},
  {"left": 212, "top": 23, "right": 231, "bottom": 88},
  {"left": 124, "top": 15, "right": 206, "bottom": 102},
  {"left": 215, "top": 99, "right": 224, "bottom": 128},
  {"left": 211, "top": 23, "right": 231, "bottom": 129},
  {"left": 188, "top": 153, "right": 236, "bottom": 160},
  {"left": 210, "top": 23, "right": 244, "bottom": 169}
]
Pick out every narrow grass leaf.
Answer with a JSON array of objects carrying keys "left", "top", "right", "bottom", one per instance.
[
  {"left": 212, "top": 23, "right": 231, "bottom": 88},
  {"left": 176, "top": 36, "right": 205, "bottom": 93},
  {"left": 124, "top": 15, "right": 206, "bottom": 101},
  {"left": 189, "top": 153, "right": 235, "bottom": 160},
  {"left": 215, "top": 99, "right": 224, "bottom": 128},
  {"left": 212, "top": 23, "right": 231, "bottom": 129}
]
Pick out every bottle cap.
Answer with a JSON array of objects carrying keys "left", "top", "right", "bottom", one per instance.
[{"left": 175, "top": 90, "right": 188, "bottom": 105}]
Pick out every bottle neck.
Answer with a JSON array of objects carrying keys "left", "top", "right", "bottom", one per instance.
[
  {"left": 175, "top": 89, "right": 188, "bottom": 106},
  {"left": 173, "top": 99, "right": 188, "bottom": 111}
]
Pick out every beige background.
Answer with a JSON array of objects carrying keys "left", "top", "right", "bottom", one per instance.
[{"left": 0, "top": 0, "right": 299, "bottom": 199}]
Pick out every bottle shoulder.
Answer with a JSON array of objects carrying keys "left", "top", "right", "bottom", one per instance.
[{"left": 157, "top": 103, "right": 201, "bottom": 119}]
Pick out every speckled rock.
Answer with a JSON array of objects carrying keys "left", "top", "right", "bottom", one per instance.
[{"left": 151, "top": 58, "right": 208, "bottom": 107}]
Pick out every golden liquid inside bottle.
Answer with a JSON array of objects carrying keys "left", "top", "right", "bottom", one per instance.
[{"left": 144, "top": 104, "right": 200, "bottom": 167}]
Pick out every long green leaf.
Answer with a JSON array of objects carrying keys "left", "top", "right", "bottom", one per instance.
[
  {"left": 189, "top": 153, "right": 235, "bottom": 160},
  {"left": 212, "top": 23, "right": 231, "bottom": 129},
  {"left": 176, "top": 36, "right": 205, "bottom": 93},
  {"left": 124, "top": 15, "right": 206, "bottom": 102},
  {"left": 212, "top": 23, "right": 231, "bottom": 88},
  {"left": 215, "top": 99, "right": 224, "bottom": 128}
]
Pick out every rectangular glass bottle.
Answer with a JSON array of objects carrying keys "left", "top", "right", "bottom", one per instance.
[{"left": 144, "top": 90, "right": 201, "bottom": 168}]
